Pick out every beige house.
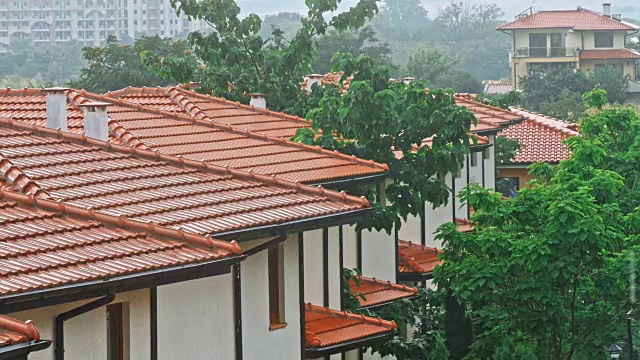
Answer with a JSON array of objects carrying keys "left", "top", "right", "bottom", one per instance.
[{"left": 497, "top": 3, "right": 640, "bottom": 91}]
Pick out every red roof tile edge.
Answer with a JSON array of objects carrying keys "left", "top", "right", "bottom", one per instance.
[
  {"left": 102, "top": 86, "right": 389, "bottom": 172},
  {"left": 0, "top": 117, "right": 370, "bottom": 209},
  {"left": 304, "top": 303, "right": 397, "bottom": 347},
  {"left": 0, "top": 315, "right": 41, "bottom": 344},
  {"left": 496, "top": 8, "right": 638, "bottom": 31},
  {"left": 398, "top": 240, "right": 442, "bottom": 274},
  {"left": 0, "top": 155, "right": 51, "bottom": 198},
  {"left": 0, "top": 187, "right": 243, "bottom": 255},
  {"left": 509, "top": 108, "right": 579, "bottom": 136},
  {"left": 358, "top": 276, "right": 419, "bottom": 295}
]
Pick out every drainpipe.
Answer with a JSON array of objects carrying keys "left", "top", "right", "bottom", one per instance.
[{"left": 54, "top": 291, "right": 116, "bottom": 360}]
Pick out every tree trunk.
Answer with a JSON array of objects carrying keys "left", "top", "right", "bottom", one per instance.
[{"left": 444, "top": 291, "right": 474, "bottom": 360}]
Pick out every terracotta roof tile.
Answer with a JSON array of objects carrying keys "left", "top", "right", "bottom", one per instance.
[
  {"left": 500, "top": 108, "right": 579, "bottom": 164},
  {"left": 580, "top": 49, "right": 640, "bottom": 60},
  {"left": 497, "top": 9, "right": 638, "bottom": 30},
  {"left": 349, "top": 276, "right": 417, "bottom": 307},
  {"left": 398, "top": 240, "right": 442, "bottom": 275},
  {"left": 102, "top": 87, "right": 387, "bottom": 183},
  {"left": 0, "top": 119, "right": 369, "bottom": 238},
  {"left": 305, "top": 303, "right": 397, "bottom": 349},
  {"left": 0, "top": 315, "right": 41, "bottom": 347},
  {"left": 0, "top": 188, "right": 240, "bottom": 296},
  {"left": 483, "top": 82, "right": 514, "bottom": 95}
]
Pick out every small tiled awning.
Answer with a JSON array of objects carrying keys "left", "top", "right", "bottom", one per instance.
[
  {"left": 398, "top": 240, "right": 443, "bottom": 281},
  {"left": 456, "top": 217, "right": 475, "bottom": 233},
  {"left": 580, "top": 49, "right": 640, "bottom": 60},
  {"left": 305, "top": 303, "right": 397, "bottom": 358},
  {"left": 0, "top": 315, "right": 51, "bottom": 358},
  {"left": 349, "top": 276, "right": 418, "bottom": 308}
]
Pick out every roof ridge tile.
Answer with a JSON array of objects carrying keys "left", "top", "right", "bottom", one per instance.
[
  {"left": 0, "top": 155, "right": 51, "bottom": 198},
  {"left": 0, "top": 315, "right": 41, "bottom": 342},
  {"left": 305, "top": 303, "right": 398, "bottom": 329}
]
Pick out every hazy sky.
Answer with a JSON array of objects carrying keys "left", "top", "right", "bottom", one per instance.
[{"left": 241, "top": 0, "right": 640, "bottom": 20}]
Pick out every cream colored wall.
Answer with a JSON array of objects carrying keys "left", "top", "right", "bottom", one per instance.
[
  {"left": 241, "top": 235, "right": 301, "bottom": 360},
  {"left": 303, "top": 229, "right": 325, "bottom": 305},
  {"left": 497, "top": 167, "right": 535, "bottom": 190},
  {"left": 9, "top": 289, "right": 150, "bottom": 360},
  {"left": 512, "top": 30, "right": 581, "bottom": 51},
  {"left": 469, "top": 151, "right": 484, "bottom": 187},
  {"left": 454, "top": 156, "right": 469, "bottom": 219},
  {"left": 398, "top": 213, "right": 421, "bottom": 245},
  {"left": 361, "top": 227, "right": 396, "bottom": 282},
  {"left": 581, "top": 60, "right": 637, "bottom": 78},
  {"left": 484, "top": 136, "right": 496, "bottom": 189},
  {"left": 328, "top": 227, "right": 342, "bottom": 309},
  {"left": 581, "top": 30, "right": 627, "bottom": 50},
  {"left": 157, "top": 275, "right": 234, "bottom": 360},
  {"left": 425, "top": 173, "right": 454, "bottom": 248},
  {"left": 342, "top": 224, "right": 359, "bottom": 270}
]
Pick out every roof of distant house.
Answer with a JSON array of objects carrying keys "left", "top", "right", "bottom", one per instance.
[
  {"left": 348, "top": 276, "right": 417, "bottom": 308},
  {"left": 580, "top": 49, "right": 640, "bottom": 60},
  {"left": 0, "top": 315, "right": 41, "bottom": 347},
  {"left": 0, "top": 118, "right": 369, "bottom": 240},
  {"left": 483, "top": 82, "right": 514, "bottom": 95},
  {"left": 304, "top": 303, "right": 396, "bottom": 354},
  {"left": 101, "top": 86, "right": 388, "bottom": 184},
  {"left": 497, "top": 8, "right": 638, "bottom": 31},
  {"left": 0, "top": 88, "right": 387, "bottom": 185},
  {"left": 499, "top": 108, "right": 579, "bottom": 164}
]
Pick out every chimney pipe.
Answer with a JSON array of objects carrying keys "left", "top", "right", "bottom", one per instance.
[
  {"left": 247, "top": 93, "right": 267, "bottom": 109},
  {"left": 304, "top": 74, "right": 325, "bottom": 93},
  {"left": 603, "top": 3, "right": 611, "bottom": 16},
  {"left": 402, "top": 77, "right": 416, "bottom": 85},
  {"left": 43, "top": 87, "right": 70, "bottom": 131},
  {"left": 78, "top": 102, "right": 111, "bottom": 141}
]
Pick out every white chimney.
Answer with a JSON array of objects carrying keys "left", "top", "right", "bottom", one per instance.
[
  {"left": 603, "top": 3, "right": 611, "bottom": 16},
  {"left": 403, "top": 77, "right": 416, "bottom": 85},
  {"left": 304, "top": 74, "right": 325, "bottom": 93},
  {"left": 78, "top": 102, "right": 111, "bottom": 141},
  {"left": 43, "top": 87, "right": 69, "bottom": 131},
  {"left": 248, "top": 93, "right": 267, "bottom": 109}
]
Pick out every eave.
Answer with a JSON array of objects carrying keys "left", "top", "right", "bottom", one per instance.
[{"left": 305, "top": 331, "right": 395, "bottom": 358}]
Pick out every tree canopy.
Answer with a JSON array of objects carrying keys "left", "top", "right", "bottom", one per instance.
[
  {"left": 70, "top": 35, "right": 193, "bottom": 93},
  {"left": 435, "top": 90, "right": 640, "bottom": 359}
]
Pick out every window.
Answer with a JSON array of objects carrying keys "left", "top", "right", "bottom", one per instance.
[
  {"left": 595, "top": 31, "right": 614, "bottom": 48},
  {"left": 483, "top": 148, "right": 491, "bottom": 160},
  {"left": 470, "top": 152, "right": 478, "bottom": 167},
  {"left": 497, "top": 177, "right": 520, "bottom": 199},
  {"left": 268, "top": 244, "right": 285, "bottom": 329},
  {"left": 529, "top": 33, "right": 547, "bottom": 57},
  {"left": 455, "top": 168, "right": 462, "bottom": 179},
  {"left": 549, "top": 33, "right": 567, "bottom": 56},
  {"left": 107, "top": 303, "right": 124, "bottom": 360}
]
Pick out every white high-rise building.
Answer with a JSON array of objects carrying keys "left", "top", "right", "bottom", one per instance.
[{"left": 0, "top": 0, "right": 207, "bottom": 51}]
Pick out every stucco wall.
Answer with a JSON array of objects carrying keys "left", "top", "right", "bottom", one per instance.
[
  {"left": 484, "top": 136, "right": 496, "bottom": 189},
  {"left": 361, "top": 227, "right": 396, "bottom": 282},
  {"left": 303, "top": 229, "right": 324, "bottom": 305},
  {"left": 581, "top": 30, "right": 627, "bottom": 50},
  {"left": 581, "top": 60, "right": 637, "bottom": 79},
  {"left": 157, "top": 275, "right": 234, "bottom": 360},
  {"left": 398, "top": 213, "right": 421, "bottom": 245},
  {"left": 342, "top": 224, "right": 359, "bottom": 270},
  {"left": 9, "top": 289, "right": 150, "bottom": 360},
  {"left": 469, "top": 151, "right": 484, "bottom": 187},
  {"left": 425, "top": 173, "right": 454, "bottom": 248},
  {"left": 497, "top": 166, "right": 535, "bottom": 191},
  {"left": 454, "top": 156, "right": 469, "bottom": 219},
  {"left": 327, "top": 227, "right": 342, "bottom": 309},
  {"left": 241, "top": 235, "right": 301, "bottom": 360}
]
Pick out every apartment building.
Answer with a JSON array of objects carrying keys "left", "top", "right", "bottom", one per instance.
[
  {"left": 497, "top": 3, "right": 640, "bottom": 91},
  {"left": 0, "top": 0, "right": 206, "bottom": 51}
]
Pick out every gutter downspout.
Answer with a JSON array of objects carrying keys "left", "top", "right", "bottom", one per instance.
[{"left": 54, "top": 291, "right": 115, "bottom": 360}]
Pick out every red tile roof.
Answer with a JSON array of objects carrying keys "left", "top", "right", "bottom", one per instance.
[
  {"left": 0, "top": 188, "right": 240, "bottom": 296},
  {"left": 305, "top": 303, "right": 397, "bottom": 349},
  {"left": 101, "top": 87, "right": 387, "bottom": 183},
  {"left": 398, "top": 240, "right": 442, "bottom": 275},
  {"left": 0, "top": 315, "right": 40, "bottom": 347},
  {"left": 0, "top": 88, "right": 387, "bottom": 184},
  {"left": 500, "top": 108, "right": 579, "bottom": 164},
  {"left": 348, "top": 276, "right": 417, "bottom": 307},
  {"left": 0, "top": 119, "right": 369, "bottom": 238},
  {"left": 580, "top": 49, "right": 640, "bottom": 60},
  {"left": 497, "top": 9, "right": 638, "bottom": 30}
]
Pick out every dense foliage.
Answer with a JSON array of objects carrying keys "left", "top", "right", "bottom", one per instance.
[
  {"left": 521, "top": 66, "right": 630, "bottom": 121},
  {"left": 435, "top": 91, "right": 640, "bottom": 359},
  {"left": 142, "top": 0, "right": 379, "bottom": 113},
  {"left": 70, "top": 36, "right": 193, "bottom": 93},
  {"left": 297, "top": 54, "right": 475, "bottom": 233}
]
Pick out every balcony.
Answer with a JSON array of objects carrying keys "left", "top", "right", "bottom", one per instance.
[{"left": 513, "top": 47, "right": 579, "bottom": 58}]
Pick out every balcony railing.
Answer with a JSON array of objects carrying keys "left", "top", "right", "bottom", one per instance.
[{"left": 513, "top": 47, "right": 579, "bottom": 58}]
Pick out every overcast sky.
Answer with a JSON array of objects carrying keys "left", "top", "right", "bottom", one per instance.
[{"left": 240, "top": 0, "right": 640, "bottom": 20}]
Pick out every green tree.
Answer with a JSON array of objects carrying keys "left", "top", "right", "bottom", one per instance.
[
  {"left": 590, "top": 65, "right": 629, "bottom": 104},
  {"left": 298, "top": 54, "right": 476, "bottom": 233},
  {"left": 430, "top": 69, "right": 484, "bottom": 94},
  {"left": 70, "top": 36, "right": 193, "bottom": 93},
  {"left": 143, "top": 0, "right": 380, "bottom": 114},
  {"left": 405, "top": 47, "right": 457, "bottom": 84},
  {"left": 435, "top": 91, "right": 640, "bottom": 359},
  {"left": 258, "top": 12, "right": 302, "bottom": 40},
  {"left": 312, "top": 26, "right": 394, "bottom": 74},
  {"left": 370, "top": 0, "right": 430, "bottom": 42}
]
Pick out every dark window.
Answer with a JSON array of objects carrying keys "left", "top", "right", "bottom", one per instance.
[
  {"left": 529, "top": 33, "right": 547, "bottom": 57},
  {"left": 470, "top": 152, "right": 478, "bottom": 167},
  {"left": 107, "top": 303, "right": 123, "bottom": 360},
  {"left": 483, "top": 148, "right": 491, "bottom": 160},
  {"left": 268, "top": 245, "right": 285, "bottom": 329},
  {"left": 595, "top": 31, "right": 614, "bottom": 48},
  {"left": 549, "top": 33, "right": 567, "bottom": 56},
  {"left": 497, "top": 177, "right": 520, "bottom": 198}
]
